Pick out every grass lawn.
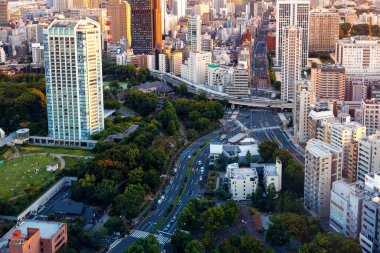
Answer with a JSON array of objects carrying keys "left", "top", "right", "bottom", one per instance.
[
  {"left": 63, "top": 156, "right": 83, "bottom": 169},
  {"left": 19, "top": 146, "right": 93, "bottom": 156},
  {"left": 0, "top": 155, "right": 58, "bottom": 200}
]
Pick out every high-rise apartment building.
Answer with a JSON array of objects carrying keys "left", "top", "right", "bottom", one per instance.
[
  {"left": 173, "top": 0, "right": 186, "bottom": 18},
  {"left": 187, "top": 15, "right": 201, "bottom": 52},
  {"left": 335, "top": 37, "right": 380, "bottom": 75},
  {"left": 280, "top": 26, "right": 302, "bottom": 101},
  {"left": 107, "top": 0, "right": 131, "bottom": 44},
  {"left": 275, "top": 0, "right": 309, "bottom": 67},
  {"left": 130, "top": 0, "right": 162, "bottom": 54},
  {"left": 357, "top": 133, "right": 380, "bottom": 182},
  {"left": 0, "top": 0, "right": 9, "bottom": 26},
  {"left": 330, "top": 121, "right": 366, "bottom": 178},
  {"left": 360, "top": 99, "right": 380, "bottom": 136},
  {"left": 44, "top": 19, "right": 104, "bottom": 142},
  {"left": 330, "top": 180, "right": 366, "bottom": 239},
  {"left": 304, "top": 139, "right": 343, "bottom": 218},
  {"left": 293, "top": 80, "right": 315, "bottom": 143},
  {"left": 309, "top": 8, "right": 339, "bottom": 52},
  {"left": 311, "top": 63, "right": 345, "bottom": 101}
]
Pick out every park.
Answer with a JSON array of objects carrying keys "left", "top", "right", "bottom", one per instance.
[{"left": 0, "top": 155, "right": 58, "bottom": 201}]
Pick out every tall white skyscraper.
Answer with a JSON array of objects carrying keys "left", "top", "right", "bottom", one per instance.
[
  {"left": 281, "top": 26, "right": 302, "bottom": 101},
  {"left": 44, "top": 19, "right": 104, "bottom": 141},
  {"left": 357, "top": 133, "right": 380, "bottom": 182},
  {"left": 293, "top": 80, "right": 314, "bottom": 143},
  {"left": 187, "top": 15, "right": 201, "bottom": 52},
  {"left": 173, "top": 0, "right": 186, "bottom": 18},
  {"left": 275, "top": 0, "right": 310, "bottom": 67}
]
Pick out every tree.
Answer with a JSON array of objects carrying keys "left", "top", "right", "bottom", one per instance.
[
  {"left": 258, "top": 141, "right": 279, "bottom": 162},
  {"left": 283, "top": 159, "right": 304, "bottom": 196},
  {"left": 299, "top": 233, "right": 361, "bottom": 253},
  {"left": 195, "top": 117, "right": 210, "bottom": 131},
  {"left": 239, "top": 235, "right": 267, "bottom": 253},
  {"left": 278, "top": 191, "right": 304, "bottom": 214},
  {"left": 251, "top": 186, "right": 264, "bottom": 209},
  {"left": 168, "top": 120, "right": 177, "bottom": 135},
  {"left": 273, "top": 149, "right": 294, "bottom": 168},
  {"left": 245, "top": 150, "right": 252, "bottom": 165},
  {"left": 143, "top": 169, "right": 161, "bottom": 191},
  {"left": 128, "top": 168, "right": 145, "bottom": 184},
  {"left": 104, "top": 216, "right": 125, "bottom": 234},
  {"left": 171, "top": 231, "right": 193, "bottom": 253},
  {"left": 184, "top": 240, "right": 204, "bottom": 253},
  {"left": 114, "top": 184, "right": 145, "bottom": 219},
  {"left": 202, "top": 206, "right": 226, "bottom": 234},
  {"left": 266, "top": 219, "right": 290, "bottom": 245},
  {"left": 126, "top": 235, "right": 160, "bottom": 253},
  {"left": 178, "top": 83, "right": 188, "bottom": 97},
  {"left": 224, "top": 200, "right": 240, "bottom": 225},
  {"left": 94, "top": 179, "right": 117, "bottom": 208},
  {"left": 124, "top": 90, "right": 158, "bottom": 116}
]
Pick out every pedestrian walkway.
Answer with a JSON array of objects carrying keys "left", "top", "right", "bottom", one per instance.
[{"left": 129, "top": 230, "right": 170, "bottom": 245}]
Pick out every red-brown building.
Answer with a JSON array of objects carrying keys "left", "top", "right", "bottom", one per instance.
[
  {"left": 0, "top": 220, "right": 67, "bottom": 253},
  {"left": 267, "top": 32, "right": 276, "bottom": 52}
]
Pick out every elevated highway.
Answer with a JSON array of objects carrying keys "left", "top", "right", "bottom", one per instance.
[{"left": 150, "top": 70, "right": 293, "bottom": 110}]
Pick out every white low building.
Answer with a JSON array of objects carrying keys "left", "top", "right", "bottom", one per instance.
[
  {"left": 263, "top": 159, "right": 282, "bottom": 192},
  {"left": 209, "top": 142, "right": 260, "bottom": 165},
  {"left": 226, "top": 163, "right": 259, "bottom": 201}
]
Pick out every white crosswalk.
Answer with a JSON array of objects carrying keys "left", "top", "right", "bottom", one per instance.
[{"left": 129, "top": 230, "right": 170, "bottom": 245}]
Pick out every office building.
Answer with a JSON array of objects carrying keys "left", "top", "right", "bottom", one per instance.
[
  {"left": 360, "top": 99, "right": 380, "bottom": 136},
  {"left": 187, "top": 15, "right": 201, "bottom": 52},
  {"left": 107, "top": 0, "right": 131, "bottom": 44},
  {"left": 0, "top": 220, "right": 67, "bottom": 253},
  {"left": 0, "top": 0, "right": 9, "bottom": 26},
  {"left": 304, "top": 139, "right": 343, "bottom": 218},
  {"left": 226, "top": 163, "right": 259, "bottom": 201},
  {"left": 201, "top": 33, "right": 213, "bottom": 52},
  {"left": 330, "top": 121, "right": 366, "bottom": 178},
  {"left": 44, "top": 19, "right": 104, "bottom": 142},
  {"left": 275, "top": 0, "right": 309, "bottom": 67},
  {"left": 73, "top": 0, "right": 99, "bottom": 8},
  {"left": 158, "top": 53, "right": 168, "bottom": 72},
  {"left": 263, "top": 159, "right": 282, "bottom": 192},
  {"left": 357, "top": 133, "right": 380, "bottom": 182},
  {"left": 170, "top": 51, "right": 182, "bottom": 76},
  {"left": 330, "top": 180, "right": 366, "bottom": 239},
  {"left": 181, "top": 51, "right": 211, "bottom": 85},
  {"left": 309, "top": 9, "right": 340, "bottom": 52},
  {"left": 130, "top": 0, "right": 162, "bottom": 54},
  {"left": 311, "top": 63, "right": 345, "bottom": 101},
  {"left": 294, "top": 80, "right": 315, "bottom": 143},
  {"left": 280, "top": 26, "right": 302, "bottom": 101},
  {"left": 225, "top": 60, "right": 250, "bottom": 98},
  {"left": 335, "top": 37, "right": 380, "bottom": 75}
]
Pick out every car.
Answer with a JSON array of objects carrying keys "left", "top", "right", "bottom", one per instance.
[
  {"left": 198, "top": 161, "right": 202, "bottom": 165},
  {"left": 200, "top": 167, "right": 204, "bottom": 173},
  {"left": 188, "top": 155, "right": 191, "bottom": 159},
  {"left": 199, "top": 176, "right": 203, "bottom": 181},
  {"left": 174, "top": 168, "right": 177, "bottom": 173},
  {"left": 176, "top": 200, "right": 183, "bottom": 206}
]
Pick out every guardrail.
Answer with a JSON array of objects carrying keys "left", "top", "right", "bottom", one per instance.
[{"left": 150, "top": 70, "right": 293, "bottom": 109}]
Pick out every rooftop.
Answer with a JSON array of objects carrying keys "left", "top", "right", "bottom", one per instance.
[
  {"left": 309, "top": 109, "right": 335, "bottom": 120},
  {"left": 264, "top": 165, "right": 278, "bottom": 177},
  {"left": 0, "top": 220, "right": 65, "bottom": 247},
  {"left": 226, "top": 163, "right": 258, "bottom": 180},
  {"left": 306, "top": 139, "right": 342, "bottom": 157}
]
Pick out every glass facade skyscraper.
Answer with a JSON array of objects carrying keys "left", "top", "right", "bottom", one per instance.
[{"left": 44, "top": 19, "right": 104, "bottom": 141}]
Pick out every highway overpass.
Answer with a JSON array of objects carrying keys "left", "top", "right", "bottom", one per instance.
[{"left": 150, "top": 70, "right": 293, "bottom": 110}]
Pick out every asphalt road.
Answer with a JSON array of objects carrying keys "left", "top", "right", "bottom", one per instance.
[
  {"left": 253, "top": 13, "right": 270, "bottom": 90},
  {"left": 108, "top": 131, "right": 221, "bottom": 253}
]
